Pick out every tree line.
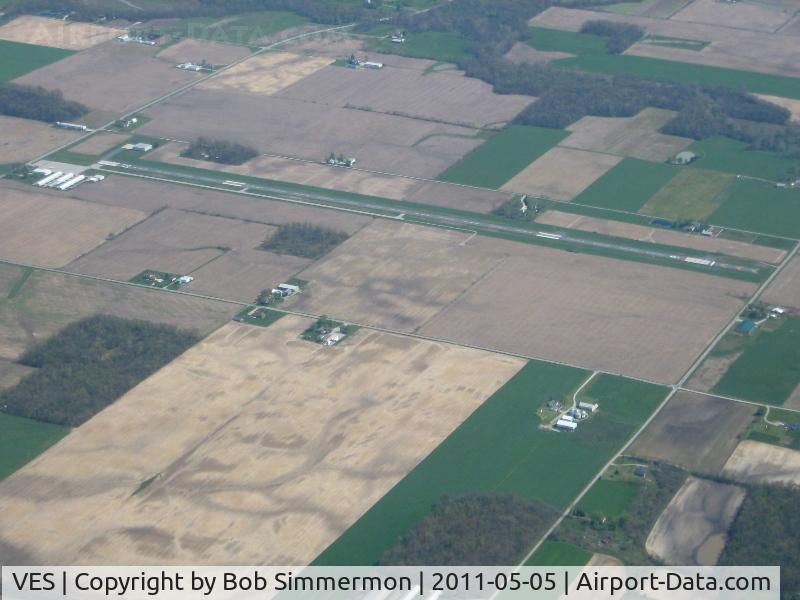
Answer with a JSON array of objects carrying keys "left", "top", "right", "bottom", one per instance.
[
  {"left": 6, "top": 0, "right": 384, "bottom": 25},
  {"left": 181, "top": 137, "right": 258, "bottom": 165},
  {"left": 580, "top": 20, "right": 643, "bottom": 54},
  {"left": 393, "top": 0, "right": 800, "bottom": 156},
  {"left": 381, "top": 493, "right": 558, "bottom": 565},
  {"left": 0, "top": 316, "right": 200, "bottom": 427},
  {"left": 0, "top": 83, "right": 88, "bottom": 122}
]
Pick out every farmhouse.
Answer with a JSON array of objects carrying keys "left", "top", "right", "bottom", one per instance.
[
  {"left": 578, "top": 401, "right": 599, "bottom": 413},
  {"left": 322, "top": 330, "right": 347, "bottom": 346}
]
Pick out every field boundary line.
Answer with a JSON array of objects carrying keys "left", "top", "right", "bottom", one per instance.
[{"left": 514, "top": 237, "right": 800, "bottom": 570}]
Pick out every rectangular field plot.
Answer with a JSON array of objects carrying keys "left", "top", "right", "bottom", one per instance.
[
  {"left": 501, "top": 147, "right": 622, "bottom": 201},
  {"left": 562, "top": 108, "right": 691, "bottom": 162},
  {"left": 574, "top": 158, "right": 678, "bottom": 212},
  {"left": 420, "top": 237, "right": 754, "bottom": 383},
  {"left": 275, "top": 62, "right": 533, "bottom": 129},
  {"left": 0, "top": 16, "right": 124, "bottom": 50},
  {"left": 0, "top": 270, "right": 236, "bottom": 362},
  {"left": 438, "top": 125, "right": 567, "bottom": 189},
  {"left": 316, "top": 367, "right": 667, "bottom": 565},
  {"left": 527, "top": 541, "right": 591, "bottom": 566},
  {"left": 670, "top": 0, "right": 793, "bottom": 33},
  {"left": 628, "top": 391, "right": 756, "bottom": 475},
  {"left": 65, "top": 208, "right": 307, "bottom": 300},
  {"left": 0, "top": 317, "right": 524, "bottom": 564},
  {"left": 763, "top": 255, "right": 800, "bottom": 309},
  {"left": 709, "top": 179, "right": 800, "bottom": 239},
  {"left": 146, "top": 144, "right": 514, "bottom": 214},
  {"left": 639, "top": 169, "right": 733, "bottom": 221},
  {"left": 140, "top": 89, "right": 483, "bottom": 179},
  {"left": 0, "top": 413, "right": 69, "bottom": 481},
  {"left": 14, "top": 42, "right": 201, "bottom": 121},
  {"left": 712, "top": 317, "right": 800, "bottom": 406},
  {"left": 198, "top": 52, "right": 331, "bottom": 95},
  {"left": 721, "top": 440, "right": 800, "bottom": 486},
  {"left": 0, "top": 181, "right": 146, "bottom": 268},
  {"left": 0, "top": 39, "right": 73, "bottom": 82},
  {"left": 688, "top": 137, "right": 800, "bottom": 180},
  {"left": 0, "top": 115, "right": 81, "bottom": 163},
  {"left": 284, "top": 220, "right": 507, "bottom": 331}
]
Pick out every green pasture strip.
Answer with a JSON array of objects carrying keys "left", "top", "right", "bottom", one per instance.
[
  {"left": 0, "top": 412, "right": 69, "bottom": 480},
  {"left": 0, "top": 39, "right": 74, "bottom": 82},
  {"left": 710, "top": 179, "right": 800, "bottom": 240},
  {"left": 526, "top": 541, "right": 592, "bottom": 566},
  {"left": 574, "top": 158, "right": 678, "bottom": 212}
]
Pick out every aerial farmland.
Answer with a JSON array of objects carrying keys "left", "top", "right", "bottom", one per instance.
[{"left": 0, "top": 0, "right": 799, "bottom": 591}]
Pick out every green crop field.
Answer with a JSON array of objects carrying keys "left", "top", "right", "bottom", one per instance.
[
  {"left": 438, "top": 125, "right": 568, "bottom": 189},
  {"left": 640, "top": 169, "right": 733, "bottom": 221},
  {"left": 527, "top": 28, "right": 800, "bottom": 99},
  {"left": 714, "top": 317, "right": 800, "bottom": 405},
  {"left": 688, "top": 137, "right": 799, "bottom": 181},
  {"left": 0, "top": 412, "right": 69, "bottom": 480},
  {"left": 366, "top": 30, "right": 470, "bottom": 64},
  {"left": 0, "top": 39, "right": 74, "bottom": 82},
  {"left": 314, "top": 365, "right": 667, "bottom": 565},
  {"left": 576, "top": 479, "right": 639, "bottom": 518},
  {"left": 574, "top": 158, "right": 678, "bottom": 212},
  {"left": 526, "top": 541, "right": 591, "bottom": 566},
  {"left": 709, "top": 179, "right": 800, "bottom": 239}
]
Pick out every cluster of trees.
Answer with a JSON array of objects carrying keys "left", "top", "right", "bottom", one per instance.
[
  {"left": 0, "top": 83, "right": 87, "bottom": 123},
  {"left": 181, "top": 137, "right": 258, "bottom": 165},
  {"left": 719, "top": 484, "right": 800, "bottom": 597},
  {"left": 0, "top": 316, "right": 199, "bottom": 427},
  {"left": 6, "top": 0, "right": 382, "bottom": 25},
  {"left": 261, "top": 222, "right": 349, "bottom": 259},
  {"left": 381, "top": 493, "right": 558, "bottom": 565},
  {"left": 580, "top": 20, "right": 643, "bottom": 54}
]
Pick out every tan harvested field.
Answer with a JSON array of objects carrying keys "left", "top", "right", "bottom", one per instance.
[
  {"left": 147, "top": 143, "right": 513, "bottom": 213},
  {"left": 276, "top": 63, "right": 534, "bottom": 129},
  {"left": 686, "top": 351, "right": 742, "bottom": 392},
  {"left": 504, "top": 42, "right": 573, "bottom": 64},
  {"left": 140, "top": 89, "right": 484, "bottom": 178},
  {"left": 532, "top": 7, "right": 800, "bottom": 78},
  {"left": 762, "top": 255, "right": 800, "bottom": 309},
  {"left": 0, "top": 181, "right": 145, "bottom": 268},
  {"left": 0, "top": 270, "right": 235, "bottom": 362},
  {"left": 629, "top": 391, "right": 755, "bottom": 474},
  {"left": 199, "top": 52, "right": 331, "bottom": 95},
  {"left": 0, "top": 360, "right": 33, "bottom": 390},
  {"left": 420, "top": 236, "right": 755, "bottom": 383},
  {"left": 0, "top": 115, "right": 81, "bottom": 163},
  {"left": 562, "top": 108, "right": 692, "bottom": 162},
  {"left": 0, "top": 317, "right": 524, "bottom": 565},
  {"left": 285, "top": 220, "right": 506, "bottom": 331},
  {"left": 14, "top": 42, "right": 201, "bottom": 120},
  {"left": 67, "top": 208, "right": 277, "bottom": 282},
  {"left": 670, "top": 0, "right": 794, "bottom": 33},
  {"left": 187, "top": 249, "right": 310, "bottom": 303},
  {"left": 155, "top": 38, "right": 251, "bottom": 65},
  {"left": 535, "top": 211, "right": 786, "bottom": 263},
  {"left": 722, "top": 440, "right": 800, "bottom": 485},
  {"left": 501, "top": 147, "right": 622, "bottom": 200},
  {"left": 756, "top": 94, "right": 800, "bottom": 122},
  {"left": 67, "top": 131, "right": 128, "bottom": 155},
  {"left": 0, "top": 16, "right": 124, "bottom": 49},
  {"left": 67, "top": 174, "right": 373, "bottom": 233},
  {"left": 587, "top": 554, "right": 623, "bottom": 567},
  {"left": 784, "top": 384, "right": 800, "bottom": 410},
  {"left": 646, "top": 477, "right": 745, "bottom": 566}
]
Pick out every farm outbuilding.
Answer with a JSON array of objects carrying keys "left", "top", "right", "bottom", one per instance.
[
  {"left": 556, "top": 419, "right": 577, "bottom": 431},
  {"left": 735, "top": 319, "right": 756, "bottom": 334},
  {"left": 669, "top": 151, "right": 698, "bottom": 165}
]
